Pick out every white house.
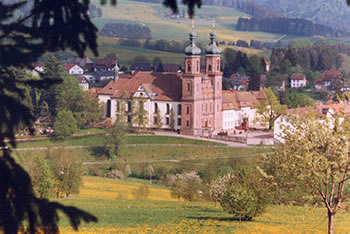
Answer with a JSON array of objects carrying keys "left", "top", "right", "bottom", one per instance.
[
  {"left": 31, "top": 63, "right": 44, "bottom": 77},
  {"left": 222, "top": 90, "right": 266, "bottom": 133},
  {"left": 274, "top": 103, "right": 350, "bottom": 143},
  {"left": 65, "top": 64, "right": 84, "bottom": 75},
  {"left": 74, "top": 75, "right": 89, "bottom": 90},
  {"left": 290, "top": 74, "right": 306, "bottom": 88}
]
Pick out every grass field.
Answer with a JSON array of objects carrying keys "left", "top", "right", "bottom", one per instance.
[{"left": 57, "top": 176, "right": 350, "bottom": 233}]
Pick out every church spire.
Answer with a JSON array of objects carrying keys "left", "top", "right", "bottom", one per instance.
[
  {"left": 185, "top": 18, "right": 201, "bottom": 56},
  {"left": 205, "top": 20, "right": 222, "bottom": 55}
]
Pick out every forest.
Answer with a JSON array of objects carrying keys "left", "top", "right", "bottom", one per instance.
[
  {"left": 236, "top": 17, "right": 349, "bottom": 37},
  {"left": 99, "top": 23, "right": 152, "bottom": 39}
]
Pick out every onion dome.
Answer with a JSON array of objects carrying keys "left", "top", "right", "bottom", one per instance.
[
  {"left": 185, "top": 22, "right": 201, "bottom": 56},
  {"left": 205, "top": 23, "right": 222, "bottom": 55}
]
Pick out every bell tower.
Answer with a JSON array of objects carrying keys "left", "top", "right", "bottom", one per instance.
[
  {"left": 205, "top": 21, "right": 223, "bottom": 133},
  {"left": 181, "top": 19, "right": 202, "bottom": 135}
]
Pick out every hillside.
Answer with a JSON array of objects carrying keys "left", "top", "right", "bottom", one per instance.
[{"left": 250, "top": 0, "right": 350, "bottom": 33}]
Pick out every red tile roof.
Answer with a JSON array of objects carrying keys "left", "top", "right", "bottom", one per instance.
[
  {"left": 98, "top": 71, "right": 182, "bottom": 101},
  {"left": 290, "top": 74, "right": 306, "bottom": 80},
  {"left": 222, "top": 90, "right": 266, "bottom": 111},
  {"left": 65, "top": 64, "right": 78, "bottom": 71}
]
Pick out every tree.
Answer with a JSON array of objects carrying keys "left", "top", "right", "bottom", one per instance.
[
  {"left": 262, "top": 111, "right": 350, "bottom": 234},
  {"left": 287, "top": 91, "right": 314, "bottom": 108},
  {"left": 169, "top": 108, "right": 175, "bottom": 131},
  {"left": 153, "top": 57, "right": 164, "bottom": 72},
  {"left": 132, "top": 55, "right": 150, "bottom": 64},
  {"left": 53, "top": 110, "right": 78, "bottom": 140},
  {"left": 256, "top": 88, "right": 287, "bottom": 130},
  {"left": 48, "top": 148, "right": 83, "bottom": 198},
  {"left": 56, "top": 74, "right": 82, "bottom": 114},
  {"left": 146, "top": 165, "right": 154, "bottom": 184},
  {"left": 154, "top": 108, "right": 163, "bottom": 129},
  {"left": 26, "top": 156, "right": 54, "bottom": 199},
  {"left": 105, "top": 52, "right": 117, "bottom": 61},
  {"left": 136, "top": 98, "right": 148, "bottom": 129},
  {"left": 75, "top": 91, "right": 103, "bottom": 129},
  {"left": 106, "top": 119, "right": 127, "bottom": 158},
  {"left": 170, "top": 171, "right": 203, "bottom": 202},
  {"left": 209, "top": 174, "right": 235, "bottom": 207}
]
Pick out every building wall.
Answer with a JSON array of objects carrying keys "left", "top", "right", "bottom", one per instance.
[
  {"left": 291, "top": 79, "right": 306, "bottom": 88},
  {"left": 69, "top": 66, "right": 83, "bottom": 74}
]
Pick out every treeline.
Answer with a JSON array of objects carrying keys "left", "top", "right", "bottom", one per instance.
[
  {"left": 270, "top": 45, "right": 343, "bottom": 72},
  {"left": 99, "top": 23, "right": 152, "bottom": 40},
  {"left": 237, "top": 17, "right": 350, "bottom": 38},
  {"left": 118, "top": 38, "right": 204, "bottom": 54}
]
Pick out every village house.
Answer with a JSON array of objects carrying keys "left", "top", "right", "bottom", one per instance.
[
  {"left": 65, "top": 64, "right": 84, "bottom": 75},
  {"left": 228, "top": 73, "right": 249, "bottom": 91},
  {"left": 274, "top": 103, "right": 350, "bottom": 143},
  {"left": 290, "top": 73, "right": 306, "bottom": 88},
  {"left": 314, "top": 70, "right": 343, "bottom": 90},
  {"left": 74, "top": 75, "right": 89, "bottom": 90},
  {"left": 222, "top": 90, "right": 266, "bottom": 133}
]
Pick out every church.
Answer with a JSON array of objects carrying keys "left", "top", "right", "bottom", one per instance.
[{"left": 97, "top": 25, "right": 264, "bottom": 135}]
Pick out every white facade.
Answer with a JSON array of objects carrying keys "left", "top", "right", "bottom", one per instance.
[
  {"left": 68, "top": 65, "right": 84, "bottom": 75},
  {"left": 31, "top": 66, "right": 44, "bottom": 77},
  {"left": 291, "top": 78, "right": 306, "bottom": 88},
  {"left": 98, "top": 86, "right": 183, "bottom": 130},
  {"left": 79, "top": 83, "right": 89, "bottom": 91}
]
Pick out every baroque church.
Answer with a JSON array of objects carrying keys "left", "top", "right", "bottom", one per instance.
[{"left": 97, "top": 24, "right": 265, "bottom": 135}]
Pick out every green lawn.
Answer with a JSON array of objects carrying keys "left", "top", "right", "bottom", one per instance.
[
  {"left": 56, "top": 176, "right": 350, "bottom": 233},
  {"left": 15, "top": 135, "right": 224, "bottom": 148}
]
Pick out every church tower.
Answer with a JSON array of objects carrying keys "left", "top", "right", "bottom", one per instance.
[
  {"left": 205, "top": 22, "right": 223, "bottom": 132},
  {"left": 181, "top": 21, "right": 202, "bottom": 135}
]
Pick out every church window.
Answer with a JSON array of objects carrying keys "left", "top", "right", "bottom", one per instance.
[
  {"left": 210, "top": 103, "right": 212, "bottom": 113},
  {"left": 187, "top": 106, "right": 190, "bottom": 114},
  {"left": 186, "top": 120, "right": 190, "bottom": 127},
  {"left": 196, "top": 60, "right": 199, "bottom": 72},
  {"left": 178, "top": 104, "right": 182, "bottom": 115},
  {"left": 127, "top": 101, "right": 132, "bottom": 112},
  {"left": 205, "top": 103, "right": 208, "bottom": 113},
  {"left": 208, "top": 64, "right": 212, "bottom": 72},
  {"left": 187, "top": 83, "right": 191, "bottom": 92},
  {"left": 217, "top": 59, "right": 220, "bottom": 71},
  {"left": 177, "top": 118, "right": 181, "bottom": 126},
  {"left": 154, "top": 103, "right": 158, "bottom": 113},
  {"left": 187, "top": 61, "right": 191, "bottom": 73},
  {"left": 166, "top": 117, "right": 169, "bottom": 125},
  {"left": 166, "top": 103, "right": 170, "bottom": 114}
]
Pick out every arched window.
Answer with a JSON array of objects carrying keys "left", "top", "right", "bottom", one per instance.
[
  {"left": 106, "top": 100, "right": 111, "bottom": 118},
  {"left": 166, "top": 103, "right": 170, "bottom": 114},
  {"left": 196, "top": 60, "right": 199, "bottom": 72},
  {"left": 187, "top": 83, "right": 191, "bottom": 92},
  {"left": 187, "top": 61, "right": 191, "bottom": 73},
  {"left": 154, "top": 103, "right": 158, "bottom": 113}
]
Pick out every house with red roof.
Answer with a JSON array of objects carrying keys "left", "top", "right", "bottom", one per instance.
[
  {"left": 314, "top": 70, "right": 343, "bottom": 90},
  {"left": 65, "top": 64, "right": 84, "bottom": 75},
  {"left": 290, "top": 73, "right": 306, "bottom": 88},
  {"left": 274, "top": 102, "right": 350, "bottom": 143}
]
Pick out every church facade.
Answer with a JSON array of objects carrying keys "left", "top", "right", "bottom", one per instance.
[{"left": 97, "top": 26, "right": 226, "bottom": 135}]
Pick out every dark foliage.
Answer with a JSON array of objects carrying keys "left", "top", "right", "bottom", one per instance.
[
  {"left": 237, "top": 17, "right": 350, "bottom": 37},
  {"left": 99, "top": 23, "right": 152, "bottom": 39}
]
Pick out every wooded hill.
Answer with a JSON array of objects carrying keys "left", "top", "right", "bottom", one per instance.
[
  {"left": 99, "top": 23, "right": 152, "bottom": 39},
  {"left": 237, "top": 17, "right": 350, "bottom": 38}
]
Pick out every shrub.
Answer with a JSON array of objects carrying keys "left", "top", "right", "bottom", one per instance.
[
  {"left": 220, "top": 183, "right": 259, "bottom": 222},
  {"left": 132, "top": 184, "right": 150, "bottom": 200},
  {"left": 170, "top": 171, "right": 203, "bottom": 201}
]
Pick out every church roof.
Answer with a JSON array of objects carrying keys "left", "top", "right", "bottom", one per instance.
[{"left": 98, "top": 71, "right": 183, "bottom": 102}]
